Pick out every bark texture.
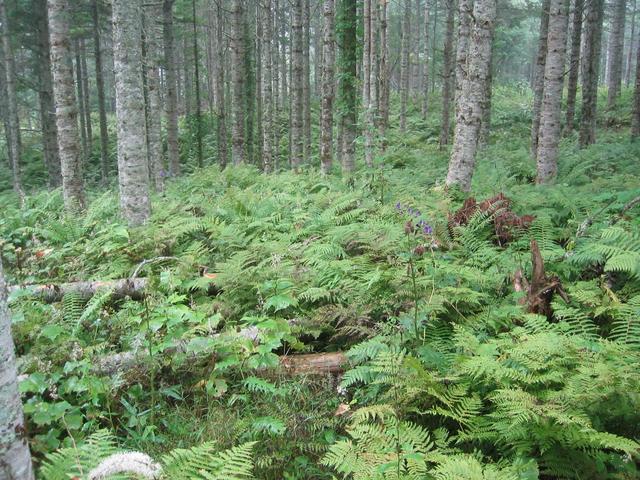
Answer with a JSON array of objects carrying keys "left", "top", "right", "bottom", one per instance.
[
  {"left": 422, "top": 0, "right": 430, "bottom": 119},
  {"left": 0, "top": 259, "right": 35, "bottom": 480},
  {"left": 564, "top": 0, "right": 583, "bottom": 132},
  {"left": 48, "top": 0, "right": 85, "bottom": 210},
  {"left": 93, "top": 0, "right": 109, "bottom": 185},
  {"left": 530, "top": 0, "right": 551, "bottom": 156},
  {"left": 439, "top": 0, "right": 455, "bottom": 148},
  {"left": 302, "top": 0, "right": 311, "bottom": 162},
  {"left": 606, "top": 0, "right": 626, "bottom": 107},
  {"left": 320, "top": 0, "right": 335, "bottom": 173},
  {"left": 214, "top": 0, "right": 228, "bottom": 168},
  {"left": 633, "top": 28, "right": 640, "bottom": 137},
  {"left": 455, "top": 0, "right": 473, "bottom": 107},
  {"left": 113, "top": 0, "right": 151, "bottom": 226},
  {"left": 262, "top": 0, "right": 274, "bottom": 173},
  {"left": 291, "top": 0, "right": 304, "bottom": 170},
  {"left": 399, "top": 1, "right": 410, "bottom": 132},
  {"left": 535, "top": 0, "right": 569, "bottom": 183},
  {"left": 0, "top": 0, "right": 23, "bottom": 201},
  {"left": 163, "top": 0, "right": 180, "bottom": 175},
  {"left": 446, "top": 0, "right": 496, "bottom": 191},
  {"left": 230, "top": 0, "right": 246, "bottom": 165},
  {"left": 337, "top": 0, "right": 357, "bottom": 173},
  {"left": 579, "top": 0, "right": 604, "bottom": 147},
  {"left": 378, "top": 0, "right": 389, "bottom": 140},
  {"left": 36, "top": 0, "right": 61, "bottom": 188}
]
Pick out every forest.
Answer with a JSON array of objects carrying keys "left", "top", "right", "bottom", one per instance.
[{"left": 0, "top": 0, "right": 639, "bottom": 478}]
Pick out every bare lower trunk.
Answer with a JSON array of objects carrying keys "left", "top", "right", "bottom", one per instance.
[
  {"left": 262, "top": 0, "right": 274, "bottom": 173},
  {"left": 36, "top": 0, "right": 61, "bottom": 188},
  {"left": 291, "top": 0, "right": 304, "bottom": 170},
  {"left": 399, "top": 1, "right": 410, "bottom": 132},
  {"left": 633, "top": 29, "right": 640, "bottom": 137},
  {"left": 113, "top": 0, "right": 151, "bottom": 226},
  {"left": 338, "top": 0, "right": 357, "bottom": 174},
  {"left": 530, "top": 0, "right": 551, "bottom": 156},
  {"left": 422, "top": 0, "right": 430, "bottom": 118},
  {"left": 625, "top": 0, "right": 636, "bottom": 87},
  {"left": 0, "top": 0, "right": 24, "bottom": 201},
  {"left": 455, "top": 0, "right": 473, "bottom": 108},
  {"left": 163, "top": 0, "right": 180, "bottom": 176},
  {"left": 214, "top": 0, "right": 228, "bottom": 168},
  {"left": 48, "top": 0, "right": 85, "bottom": 210},
  {"left": 93, "top": 0, "right": 109, "bottom": 185},
  {"left": 302, "top": 0, "right": 311, "bottom": 162},
  {"left": 143, "top": 1, "right": 164, "bottom": 190},
  {"left": 230, "top": 0, "right": 246, "bottom": 165},
  {"left": 320, "top": 0, "right": 335, "bottom": 173},
  {"left": 0, "top": 259, "right": 34, "bottom": 480},
  {"left": 80, "top": 39, "right": 92, "bottom": 155},
  {"left": 446, "top": 0, "right": 496, "bottom": 191},
  {"left": 579, "top": 0, "right": 604, "bottom": 147},
  {"left": 74, "top": 38, "right": 88, "bottom": 161},
  {"left": 536, "top": 0, "right": 569, "bottom": 183},
  {"left": 378, "top": 0, "right": 389, "bottom": 143},
  {"left": 192, "top": 0, "right": 203, "bottom": 169},
  {"left": 606, "top": 0, "right": 626, "bottom": 108},
  {"left": 439, "top": 0, "right": 455, "bottom": 148},
  {"left": 564, "top": 0, "right": 583, "bottom": 132}
]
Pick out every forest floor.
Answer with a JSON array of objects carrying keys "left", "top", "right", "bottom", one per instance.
[{"left": 2, "top": 87, "right": 640, "bottom": 479}]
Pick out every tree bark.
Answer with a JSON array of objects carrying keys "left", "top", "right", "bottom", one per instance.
[
  {"left": 80, "top": 38, "right": 92, "bottom": 156},
  {"left": 579, "top": 0, "right": 604, "bottom": 147},
  {"left": 364, "top": 0, "right": 376, "bottom": 167},
  {"left": 0, "top": 259, "right": 34, "bottom": 480},
  {"left": 564, "top": 0, "right": 583, "bottom": 133},
  {"left": 455, "top": 0, "right": 473, "bottom": 108},
  {"left": 399, "top": 1, "right": 410, "bottom": 132},
  {"left": 530, "top": 0, "right": 551, "bottom": 156},
  {"left": 163, "top": 0, "right": 180, "bottom": 176},
  {"left": 378, "top": 0, "right": 389, "bottom": 142},
  {"left": 192, "top": 0, "right": 203, "bottom": 168},
  {"left": 535, "top": 0, "right": 570, "bottom": 184},
  {"left": 446, "top": 0, "right": 496, "bottom": 191},
  {"left": 337, "top": 0, "right": 357, "bottom": 174},
  {"left": 262, "top": 0, "right": 274, "bottom": 173},
  {"left": 93, "top": 0, "right": 110, "bottom": 186},
  {"left": 303, "top": 0, "right": 311, "bottom": 163},
  {"left": 113, "top": 0, "right": 151, "bottom": 226},
  {"left": 632, "top": 28, "right": 640, "bottom": 137},
  {"left": 48, "top": 0, "right": 85, "bottom": 210},
  {"left": 320, "top": 0, "right": 335, "bottom": 174},
  {"left": 230, "top": 0, "right": 246, "bottom": 165},
  {"left": 422, "top": 0, "right": 430, "bottom": 119},
  {"left": 36, "top": 0, "right": 61, "bottom": 188},
  {"left": 0, "top": 0, "right": 24, "bottom": 202},
  {"left": 606, "top": 0, "right": 627, "bottom": 108},
  {"left": 291, "top": 0, "right": 304, "bottom": 170},
  {"left": 625, "top": 0, "right": 636, "bottom": 87},
  {"left": 439, "top": 0, "right": 455, "bottom": 148},
  {"left": 74, "top": 38, "right": 88, "bottom": 162},
  {"left": 214, "top": 0, "right": 228, "bottom": 168},
  {"left": 142, "top": 1, "right": 164, "bottom": 191}
]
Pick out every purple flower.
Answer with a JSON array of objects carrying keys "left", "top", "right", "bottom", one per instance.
[
  {"left": 422, "top": 224, "right": 433, "bottom": 235},
  {"left": 395, "top": 202, "right": 402, "bottom": 210},
  {"left": 414, "top": 210, "right": 421, "bottom": 218}
]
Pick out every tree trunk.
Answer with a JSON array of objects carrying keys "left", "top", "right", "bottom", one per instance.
[
  {"left": 378, "top": 0, "right": 389, "bottom": 143},
  {"left": 192, "top": 0, "right": 203, "bottom": 168},
  {"left": 303, "top": 0, "right": 311, "bottom": 162},
  {"left": 230, "top": 0, "right": 246, "bottom": 165},
  {"left": 320, "top": 0, "right": 335, "bottom": 174},
  {"left": 0, "top": 259, "right": 35, "bottom": 480},
  {"left": 0, "top": 0, "right": 24, "bottom": 202},
  {"left": 36, "top": 0, "right": 61, "bottom": 188},
  {"left": 625, "top": 0, "right": 636, "bottom": 87},
  {"left": 362, "top": 0, "right": 371, "bottom": 118},
  {"left": 337, "top": 0, "right": 357, "bottom": 174},
  {"left": 364, "top": 0, "right": 375, "bottom": 166},
  {"left": 113, "top": 0, "right": 151, "bottom": 226},
  {"left": 446, "top": 0, "right": 496, "bottom": 191},
  {"left": 399, "top": 1, "right": 410, "bottom": 132},
  {"left": 48, "top": 0, "right": 85, "bottom": 210},
  {"left": 280, "top": 3, "right": 288, "bottom": 112},
  {"left": 439, "top": 0, "right": 455, "bottom": 148},
  {"left": 530, "top": 0, "right": 551, "bottom": 156},
  {"left": 606, "top": 0, "right": 627, "bottom": 108},
  {"left": 291, "top": 0, "right": 304, "bottom": 170},
  {"left": 74, "top": 38, "right": 88, "bottom": 162},
  {"left": 536, "top": 0, "right": 570, "bottom": 183},
  {"left": 579, "top": 0, "right": 604, "bottom": 147},
  {"left": 564, "top": 0, "right": 583, "bottom": 133},
  {"left": 80, "top": 38, "right": 92, "bottom": 155},
  {"left": 142, "top": 1, "right": 164, "bottom": 191},
  {"left": 93, "top": 0, "right": 110, "bottom": 185},
  {"left": 455, "top": 0, "right": 473, "bottom": 108},
  {"left": 163, "top": 0, "right": 180, "bottom": 176},
  {"left": 422, "top": 0, "right": 430, "bottom": 119},
  {"left": 632, "top": 28, "right": 640, "bottom": 137},
  {"left": 262, "top": 0, "right": 274, "bottom": 173},
  {"left": 214, "top": 0, "right": 228, "bottom": 168}
]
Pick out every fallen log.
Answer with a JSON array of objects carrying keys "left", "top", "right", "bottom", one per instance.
[
  {"left": 279, "top": 352, "right": 347, "bottom": 375},
  {"left": 8, "top": 278, "right": 149, "bottom": 303}
]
